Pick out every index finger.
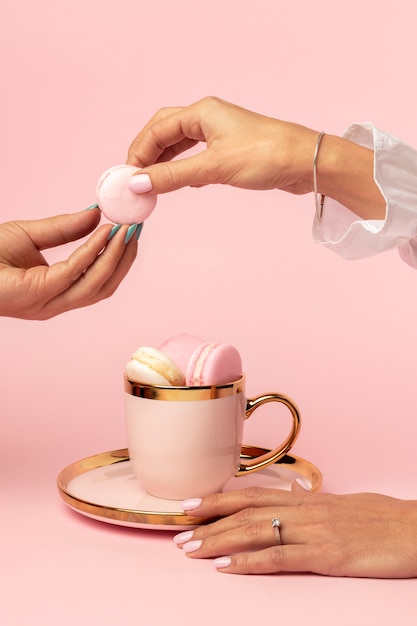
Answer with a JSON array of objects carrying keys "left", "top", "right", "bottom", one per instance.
[
  {"left": 127, "top": 106, "right": 183, "bottom": 167},
  {"left": 127, "top": 105, "right": 205, "bottom": 168},
  {"left": 183, "top": 486, "right": 311, "bottom": 518}
]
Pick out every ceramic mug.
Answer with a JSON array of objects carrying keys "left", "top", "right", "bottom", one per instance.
[{"left": 124, "top": 375, "right": 301, "bottom": 500}]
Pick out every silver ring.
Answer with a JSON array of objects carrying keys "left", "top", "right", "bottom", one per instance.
[{"left": 271, "top": 517, "right": 282, "bottom": 545}]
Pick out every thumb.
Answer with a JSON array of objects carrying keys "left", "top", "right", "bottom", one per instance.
[{"left": 128, "top": 152, "right": 216, "bottom": 195}]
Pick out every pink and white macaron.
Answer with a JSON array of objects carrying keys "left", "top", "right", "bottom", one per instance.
[{"left": 96, "top": 164, "right": 157, "bottom": 224}]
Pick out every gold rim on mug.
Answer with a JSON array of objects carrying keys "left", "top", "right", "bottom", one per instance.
[
  {"left": 125, "top": 374, "right": 246, "bottom": 400},
  {"left": 57, "top": 446, "right": 323, "bottom": 528}
]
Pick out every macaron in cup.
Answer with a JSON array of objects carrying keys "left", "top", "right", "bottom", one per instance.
[{"left": 125, "top": 333, "right": 243, "bottom": 387}]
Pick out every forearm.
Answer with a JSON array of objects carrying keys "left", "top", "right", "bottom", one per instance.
[
  {"left": 313, "top": 122, "right": 417, "bottom": 266},
  {"left": 127, "top": 98, "right": 417, "bottom": 266}
]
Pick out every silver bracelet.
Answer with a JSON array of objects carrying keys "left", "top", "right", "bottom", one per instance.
[{"left": 313, "top": 131, "right": 326, "bottom": 222}]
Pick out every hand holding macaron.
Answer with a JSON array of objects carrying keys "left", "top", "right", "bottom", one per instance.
[
  {"left": 0, "top": 208, "right": 138, "bottom": 320},
  {"left": 125, "top": 333, "right": 243, "bottom": 387}
]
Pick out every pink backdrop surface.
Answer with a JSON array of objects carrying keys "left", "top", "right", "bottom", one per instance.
[{"left": 1, "top": 1, "right": 417, "bottom": 624}]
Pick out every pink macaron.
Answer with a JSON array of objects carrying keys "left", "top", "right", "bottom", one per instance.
[
  {"left": 185, "top": 342, "right": 242, "bottom": 386},
  {"left": 158, "top": 333, "right": 206, "bottom": 377},
  {"left": 96, "top": 164, "right": 157, "bottom": 224}
]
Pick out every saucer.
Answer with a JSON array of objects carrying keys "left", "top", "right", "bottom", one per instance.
[{"left": 57, "top": 445, "right": 322, "bottom": 530}]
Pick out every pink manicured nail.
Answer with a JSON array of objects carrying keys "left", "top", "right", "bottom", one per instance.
[
  {"left": 295, "top": 477, "right": 313, "bottom": 491},
  {"left": 182, "top": 540, "right": 202, "bottom": 554},
  {"left": 128, "top": 173, "right": 153, "bottom": 193},
  {"left": 181, "top": 498, "right": 202, "bottom": 511},
  {"left": 214, "top": 557, "right": 232, "bottom": 569},
  {"left": 173, "top": 530, "right": 194, "bottom": 545}
]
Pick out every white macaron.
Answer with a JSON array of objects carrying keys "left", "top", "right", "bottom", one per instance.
[{"left": 125, "top": 346, "right": 185, "bottom": 386}]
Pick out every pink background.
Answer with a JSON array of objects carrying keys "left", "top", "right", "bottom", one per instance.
[{"left": 1, "top": 1, "right": 417, "bottom": 624}]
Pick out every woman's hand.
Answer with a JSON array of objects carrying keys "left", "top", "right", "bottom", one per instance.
[
  {"left": 127, "top": 96, "right": 319, "bottom": 195},
  {"left": 173, "top": 486, "right": 417, "bottom": 578},
  {"left": 127, "top": 96, "right": 385, "bottom": 220},
  {"left": 0, "top": 208, "right": 139, "bottom": 320}
]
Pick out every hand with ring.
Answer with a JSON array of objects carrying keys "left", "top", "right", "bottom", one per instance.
[{"left": 173, "top": 486, "right": 417, "bottom": 578}]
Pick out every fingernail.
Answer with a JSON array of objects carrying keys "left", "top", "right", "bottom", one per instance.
[
  {"left": 107, "top": 224, "right": 122, "bottom": 240},
  {"left": 181, "top": 498, "right": 202, "bottom": 512},
  {"left": 295, "top": 477, "right": 313, "bottom": 491},
  {"left": 125, "top": 224, "right": 138, "bottom": 243},
  {"left": 84, "top": 203, "right": 100, "bottom": 210},
  {"left": 135, "top": 222, "right": 144, "bottom": 241},
  {"left": 173, "top": 530, "right": 194, "bottom": 545},
  {"left": 182, "top": 540, "right": 202, "bottom": 554},
  {"left": 128, "top": 173, "right": 153, "bottom": 194},
  {"left": 214, "top": 557, "right": 231, "bottom": 569}
]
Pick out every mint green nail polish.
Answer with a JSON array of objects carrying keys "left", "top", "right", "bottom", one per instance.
[
  {"left": 125, "top": 224, "right": 138, "bottom": 244},
  {"left": 135, "top": 223, "right": 144, "bottom": 241},
  {"left": 84, "top": 203, "right": 99, "bottom": 210},
  {"left": 107, "top": 224, "right": 122, "bottom": 240}
]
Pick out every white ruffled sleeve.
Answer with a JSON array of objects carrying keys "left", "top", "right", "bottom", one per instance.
[{"left": 313, "top": 123, "right": 417, "bottom": 269}]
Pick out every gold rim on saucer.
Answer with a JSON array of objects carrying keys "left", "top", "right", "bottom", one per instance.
[{"left": 57, "top": 446, "right": 322, "bottom": 528}]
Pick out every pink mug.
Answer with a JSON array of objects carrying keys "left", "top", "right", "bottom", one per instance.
[{"left": 124, "top": 375, "right": 301, "bottom": 500}]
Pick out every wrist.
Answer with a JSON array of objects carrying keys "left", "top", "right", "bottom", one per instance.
[
  {"left": 317, "top": 134, "right": 386, "bottom": 220},
  {"left": 269, "top": 121, "right": 321, "bottom": 195}
]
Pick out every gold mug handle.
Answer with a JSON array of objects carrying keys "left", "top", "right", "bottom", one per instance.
[{"left": 237, "top": 392, "right": 301, "bottom": 475}]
